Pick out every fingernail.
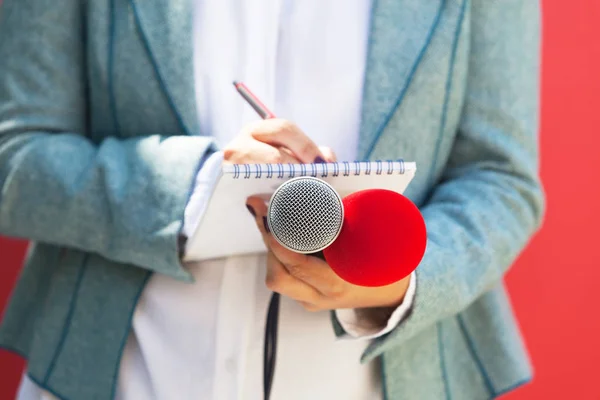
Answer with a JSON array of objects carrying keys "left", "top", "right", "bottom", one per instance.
[
  {"left": 314, "top": 156, "right": 326, "bottom": 164},
  {"left": 263, "top": 216, "right": 270, "bottom": 233},
  {"left": 246, "top": 204, "right": 255, "bottom": 217}
]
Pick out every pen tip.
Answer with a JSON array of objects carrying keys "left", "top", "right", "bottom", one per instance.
[{"left": 232, "top": 80, "right": 240, "bottom": 86}]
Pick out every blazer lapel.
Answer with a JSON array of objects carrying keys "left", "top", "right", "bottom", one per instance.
[
  {"left": 358, "top": 0, "right": 445, "bottom": 159},
  {"left": 127, "top": 0, "right": 444, "bottom": 143},
  {"left": 129, "top": 0, "right": 198, "bottom": 135}
]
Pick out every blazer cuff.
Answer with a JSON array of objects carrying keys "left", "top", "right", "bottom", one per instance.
[{"left": 334, "top": 271, "right": 417, "bottom": 340}]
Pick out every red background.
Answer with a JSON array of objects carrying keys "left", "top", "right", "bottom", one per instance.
[{"left": 1, "top": 1, "right": 599, "bottom": 398}]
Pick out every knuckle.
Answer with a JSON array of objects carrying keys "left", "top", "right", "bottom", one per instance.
[
  {"left": 326, "top": 283, "right": 346, "bottom": 299},
  {"left": 277, "top": 119, "right": 295, "bottom": 132},
  {"left": 286, "top": 264, "right": 306, "bottom": 280},
  {"left": 268, "top": 151, "right": 285, "bottom": 164}
]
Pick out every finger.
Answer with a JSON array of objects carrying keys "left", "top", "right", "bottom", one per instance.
[
  {"left": 246, "top": 196, "right": 311, "bottom": 267},
  {"left": 224, "top": 138, "right": 299, "bottom": 165},
  {"left": 266, "top": 236, "right": 347, "bottom": 298},
  {"left": 249, "top": 119, "right": 323, "bottom": 163},
  {"left": 271, "top": 147, "right": 299, "bottom": 164},
  {"left": 279, "top": 146, "right": 297, "bottom": 161},
  {"left": 298, "top": 301, "right": 324, "bottom": 313},
  {"left": 318, "top": 146, "right": 337, "bottom": 162},
  {"left": 265, "top": 251, "right": 323, "bottom": 303},
  {"left": 246, "top": 196, "right": 345, "bottom": 298},
  {"left": 246, "top": 195, "right": 269, "bottom": 237}
]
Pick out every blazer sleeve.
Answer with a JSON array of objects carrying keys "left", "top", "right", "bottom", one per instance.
[
  {"left": 360, "top": 0, "right": 545, "bottom": 361},
  {"left": 0, "top": 0, "right": 214, "bottom": 281}
]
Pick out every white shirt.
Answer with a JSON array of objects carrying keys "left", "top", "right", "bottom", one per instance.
[{"left": 18, "top": 1, "right": 416, "bottom": 399}]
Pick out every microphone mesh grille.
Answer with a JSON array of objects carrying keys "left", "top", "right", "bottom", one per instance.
[{"left": 268, "top": 178, "right": 343, "bottom": 253}]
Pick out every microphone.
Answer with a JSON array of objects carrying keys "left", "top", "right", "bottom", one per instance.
[
  {"left": 268, "top": 178, "right": 427, "bottom": 287},
  {"left": 267, "top": 177, "right": 344, "bottom": 254},
  {"left": 264, "top": 179, "right": 425, "bottom": 400},
  {"left": 323, "top": 189, "right": 427, "bottom": 287}
]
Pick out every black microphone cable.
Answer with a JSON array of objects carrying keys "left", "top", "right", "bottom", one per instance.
[
  {"left": 263, "top": 252, "right": 325, "bottom": 400},
  {"left": 263, "top": 292, "right": 280, "bottom": 400}
]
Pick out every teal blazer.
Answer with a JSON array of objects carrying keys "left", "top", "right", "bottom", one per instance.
[{"left": 0, "top": 0, "right": 544, "bottom": 399}]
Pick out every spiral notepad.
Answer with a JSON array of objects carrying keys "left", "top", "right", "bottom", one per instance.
[{"left": 184, "top": 160, "right": 416, "bottom": 262}]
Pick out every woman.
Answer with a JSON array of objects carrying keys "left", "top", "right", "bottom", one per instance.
[{"left": 0, "top": 0, "right": 544, "bottom": 399}]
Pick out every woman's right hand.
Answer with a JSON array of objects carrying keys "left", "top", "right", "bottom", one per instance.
[{"left": 223, "top": 118, "right": 336, "bottom": 164}]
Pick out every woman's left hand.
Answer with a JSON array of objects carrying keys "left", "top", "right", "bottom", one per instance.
[{"left": 245, "top": 196, "right": 411, "bottom": 313}]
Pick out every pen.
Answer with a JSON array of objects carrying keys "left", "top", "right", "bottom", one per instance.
[{"left": 233, "top": 81, "right": 277, "bottom": 119}]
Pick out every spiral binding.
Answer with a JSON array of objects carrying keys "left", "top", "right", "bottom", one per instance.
[{"left": 231, "top": 160, "right": 406, "bottom": 179}]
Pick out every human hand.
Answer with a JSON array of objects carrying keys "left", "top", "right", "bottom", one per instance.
[
  {"left": 245, "top": 196, "right": 411, "bottom": 313},
  {"left": 223, "top": 118, "right": 335, "bottom": 164}
]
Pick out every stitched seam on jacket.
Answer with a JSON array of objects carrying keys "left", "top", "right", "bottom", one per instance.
[
  {"left": 457, "top": 314, "right": 496, "bottom": 396},
  {"left": 42, "top": 254, "right": 90, "bottom": 385},
  {"left": 0, "top": 348, "right": 71, "bottom": 400},
  {"left": 28, "top": 373, "right": 71, "bottom": 400},
  {"left": 437, "top": 322, "right": 452, "bottom": 400},
  {"left": 427, "top": 0, "right": 468, "bottom": 187},
  {"left": 129, "top": 0, "right": 190, "bottom": 136},
  {"left": 491, "top": 377, "right": 532, "bottom": 399},
  {"left": 109, "top": 270, "right": 153, "bottom": 400},
  {"left": 380, "top": 354, "right": 389, "bottom": 400},
  {"left": 6, "top": 247, "right": 64, "bottom": 352},
  {"left": 363, "top": 0, "right": 445, "bottom": 159},
  {"left": 108, "top": 0, "right": 121, "bottom": 137},
  {"left": 357, "top": 0, "right": 377, "bottom": 161}
]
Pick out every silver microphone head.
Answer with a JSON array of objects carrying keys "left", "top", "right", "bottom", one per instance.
[{"left": 267, "top": 177, "right": 344, "bottom": 254}]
